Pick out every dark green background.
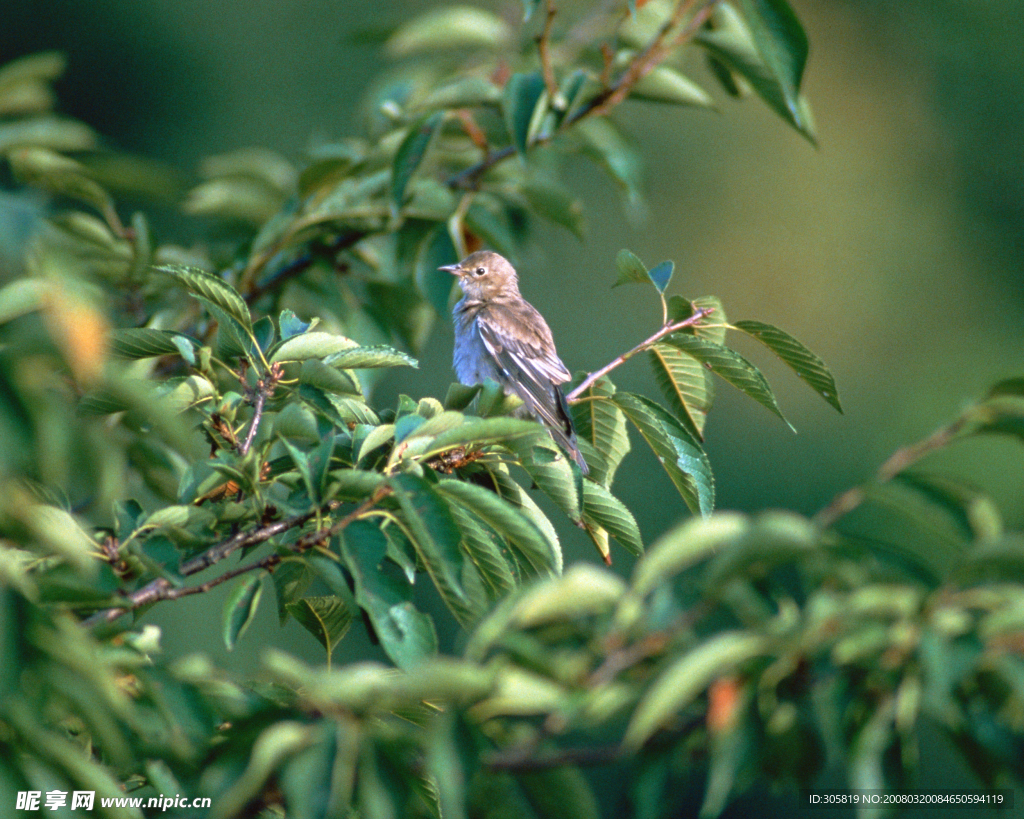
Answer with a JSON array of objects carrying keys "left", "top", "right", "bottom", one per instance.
[{"left": 3, "top": 1, "right": 1023, "bottom": 678}]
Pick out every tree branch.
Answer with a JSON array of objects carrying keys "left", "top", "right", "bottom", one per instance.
[
  {"left": 565, "top": 307, "right": 713, "bottom": 403},
  {"left": 537, "top": 0, "right": 561, "bottom": 105},
  {"left": 814, "top": 417, "right": 971, "bottom": 528},
  {"left": 83, "top": 488, "right": 389, "bottom": 628},
  {"left": 239, "top": 362, "right": 282, "bottom": 457}
]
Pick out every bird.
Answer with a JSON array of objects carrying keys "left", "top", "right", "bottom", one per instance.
[{"left": 440, "top": 250, "right": 588, "bottom": 474}]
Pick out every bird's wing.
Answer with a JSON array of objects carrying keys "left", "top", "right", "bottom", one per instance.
[{"left": 476, "top": 302, "right": 572, "bottom": 418}]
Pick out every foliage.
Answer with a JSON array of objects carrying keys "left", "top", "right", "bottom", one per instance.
[{"left": 0, "top": 2, "right": 1019, "bottom": 818}]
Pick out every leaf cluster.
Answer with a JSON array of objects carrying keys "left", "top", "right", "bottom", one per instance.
[{"left": 1, "top": 3, "right": 1018, "bottom": 818}]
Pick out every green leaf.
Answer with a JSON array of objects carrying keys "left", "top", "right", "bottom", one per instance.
[
  {"left": 155, "top": 264, "right": 253, "bottom": 334},
  {"left": 435, "top": 479, "right": 559, "bottom": 576},
  {"left": 269, "top": 331, "right": 359, "bottom": 363},
  {"left": 392, "top": 111, "right": 443, "bottom": 210},
  {"left": 223, "top": 573, "right": 265, "bottom": 650},
  {"left": 507, "top": 435, "right": 582, "bottom": 521},
  {"left": 285, "top": 596, "right": 353, "bottom": 662},
  {"left": 614, "top": 248, "right": 649, "bottom": 287},
  {"left": 325, "top": 345, "right": 419, "bottom": 370},
  {"left": 624, "top": 631, "right": 766, "bottom": 750},
  {"left": 576, "top": 118, "right": 644, "bottom": 210},
  {"left": 449, "top": 504, "right": 517, "bottom": 597},
  {"left": 413, "top": 76, "right": 502, "bottom": 112},
  {"left": 646, "top": 260, "right": 674, "bottom": 294},
  {"left": 614, "top": 392, "right": 714, "bottom": 516},
  {"left": 736, "top": 0, "right": 808, "bottom": 126},
  {"left": 569, "top": 377, "right": 631, "bottom": 488},
  {"left": 581, "top": 480, "right": 643, "bottom": 557},
  {"left": 8, "top": 146, "right": 115, "bottom": 225},
  {"left": 391, "top": 474, "right": 477, "bottom": 622},
  {"left": 696, "top": 3, "right": 815, "bottom": 142},
  {"left": 733, "top": 319, "right": 842, "bottom": 413},
  {"left": 279, "top": 308, "right": 311, "bottom": 340},
  {"left": 630, "top": 65, "right": 715, "bottom": 108},
  {"left": 387, "top": 7, "right": 511, "bottom": 56},
  {"left": 663, "top": 334, "right": 793, "bottom": 429},
  {"left": 649, "top": 341, "right": 712, "bottom": 439},
  {"left": 426, "top": 417, "right": 541, "bottom": 454},
  {"left": 339, "top": 519, "right": 439, "bottom": 668},
  {"left": 107, "top": 328, "right": 196, "bottom": 361},
  {"left": 416, "top": 224, "right": 459, "bottom": 315},
  {"left": 503, "top": 71, "right": 547, "bottom": 156},
  {"left": 0, "top": 117, "right": 97, "bottom": 153}
]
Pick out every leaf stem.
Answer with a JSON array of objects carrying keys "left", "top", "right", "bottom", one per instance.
[{"left": 565, "top": 307, "right": 713, "bottom": 403}]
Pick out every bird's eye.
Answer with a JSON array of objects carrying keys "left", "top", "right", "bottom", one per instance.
[{"left": 473, "top": 267, "right": 486, "bottom": 276}]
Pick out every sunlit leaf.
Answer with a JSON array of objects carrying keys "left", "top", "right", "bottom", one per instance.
[
  {"left": 649, "top": 341, "right": 712, "bottom": 439},
  {"left": 614, "top": 392, "right": 714, "bottom": 516},
  {"left": 434, "top": 479, "right": 559, "bottom": 576},
  {"left": 663, "top": 334, "right": 793, "bottom": 429},
  {"left": 569, "top": 377, "right": 631, "bottom": 488},
  {"left": 581, "top": 480, "right": 643, "bottom": 557},
  {"left": 107, "top": 328, "right": 196, "bottom": 361},
  {"left": 155, "top": 264, "right": 253, "bottom": 334}
]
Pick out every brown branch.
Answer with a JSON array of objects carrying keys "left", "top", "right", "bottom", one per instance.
[
  {"left": 240, "top": 362, "right": 283, "bottom": 457},
  {"left": 83, "top": 489, "right": 389, "bottom": 628},
  {"left": 565, "top": 307, "right": 713, "bottom": 403},
  {"left": 447, "top": 0, "right": 717, "bottom": 192},
  {"left": 537, "top": 0, "right": 561, "bottom": 106}
]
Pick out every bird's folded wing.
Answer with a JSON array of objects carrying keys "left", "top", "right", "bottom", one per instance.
[{"left": 476, "top": 309, "right": 572, "bottom": 434}]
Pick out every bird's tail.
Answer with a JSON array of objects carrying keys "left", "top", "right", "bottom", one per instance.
[{"left": 555, "top": 388, "right": 589, "bottom": 475}]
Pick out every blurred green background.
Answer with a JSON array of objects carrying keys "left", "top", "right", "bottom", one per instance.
[{"left": 3, "top": 0, "right": 1023, "bottom": 672}]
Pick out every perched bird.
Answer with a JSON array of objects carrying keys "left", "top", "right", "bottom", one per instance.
[{"left": 440, "top": 250, "right": 588, "bottom": 474}]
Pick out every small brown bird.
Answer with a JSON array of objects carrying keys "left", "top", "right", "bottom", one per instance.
[{"left": 440, "top": 250, "right": 588, "bottom": 474}]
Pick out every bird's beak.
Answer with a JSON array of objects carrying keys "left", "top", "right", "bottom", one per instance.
[{"left": 438, "top": 263, "right": 462, "bottom": 276}]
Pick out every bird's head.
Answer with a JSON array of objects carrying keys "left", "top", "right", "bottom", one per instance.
[{"left": 440, "top": 250, "right": 520, "bottom": 301}]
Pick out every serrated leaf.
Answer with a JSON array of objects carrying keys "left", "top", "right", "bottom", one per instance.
[
  {"left": 155, "top": 264, "right": 252, "bottom": 334},
  {"left": 649, "top": 342, "right": 712, "bottom": 439},
  {"left": 107, "top": 328, "right": 197, "bottom": 361},
  {"left": 507, "top": 435, "right": 582, "bottom": 521},
  {"left": 736, "top": 0, "right": 808, "bottom": 126},
  {"left": 733, "top": 319, "right": 842, "bottom": 412},
  {"left": 223, "top": 573, "right": 264, "bottom": 650},
  {"left": 581, "top": 480, "right": 643, "bottom": 557},
  {"left": 433, "top": 479, "right": 558, "bottom": 576},
  {"left": 339, "top": 519, "right": 439, "bottom": 668},
  {"left": 663, "top": 334, "right": 793, "bottom": 429},
  {"left": 614, "top": 392, "right": 714, "bottom": 516},
  {"left": 624, "top": 631, "right": 766, "bottom": 749},
  {"left": 269, "top": 331, "right": 359, "bottom": 363},
  {"left": 569, "top": 377, "right": 630, "bottom": 488},
  {"left": 391, "top": 474, "right": 477, "bottom": 623},
  {"left": 449, "top": 504, "right": 517, "bottom": 597},
  {"left": 285, "top": 596, "right": 353, "bottom": 661},
  {"left": 325, "top": 345, "right": 418, "bottom": 370},
  {"left": 392, "top": 111, "right": 443, "bottom": 210},
  {"left": 503, "top": 71, "right": 547, "bottom": 156}
]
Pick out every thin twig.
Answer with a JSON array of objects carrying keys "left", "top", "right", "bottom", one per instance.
[
  {"left": 447, "top": 0, "right": 716, "bottom": 192},
  {"left": 814, "top": 418, "right": 970, "bottom": 528},
  {"left": 565, "top": 307, "right": 713, "bottom": 403},
  {"left": 537, "top": 0, "right": 561, "bottom": 105},
  {"left": 239, "top": 362, "right": 282, "bottom": 457}
]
